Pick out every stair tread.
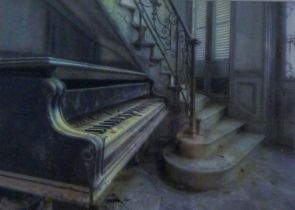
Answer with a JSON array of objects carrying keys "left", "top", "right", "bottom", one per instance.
[
  {"left": 195, "top": 93, "right": 207, "bottom": 101},
  {"left": 150, "top": 57, "right": 164, "bottom": 63},
  {"left": 197, "top": 104, "right": 226, "bottom": 120},
  {"left": 164, "top": 132, "right": 264, "bottom": 173},
  {"left": 131, "top": 22, "right": 147, "bottom": 30},
  {"left": 133, "top": 41, "right": 156, "bottom": 48},
  {"left": 206, "top": 118, "right": 245, "bottom": 142},
  {"left": 180, "top": 92, "right": 209, "bottom": 105},
  {"left": 182, "top": 93, "right": 208, "bottom": 101},
  {"left": 179, "top": 119, "right": 245, "bottom": 145}
]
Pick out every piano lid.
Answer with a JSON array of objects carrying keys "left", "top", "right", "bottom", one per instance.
[{"left": 0, "top": 57, "right": 148, "bottom": 81}]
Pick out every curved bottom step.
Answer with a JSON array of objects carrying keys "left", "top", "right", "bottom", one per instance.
[
  {"left": 163, "top": 133, "right": 264, "bottom": 190},
  {"left": 178, "top": 119, "right": 245, "bottom": 158}
]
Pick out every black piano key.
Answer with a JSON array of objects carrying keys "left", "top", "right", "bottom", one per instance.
[
  {"left": 84, "top": 128, "right": 105, "bottom": 134},
  {"left": 124, "top": 110, "right": 136, "bottom": 114},
  {"left": 104, "top": 120, "right": 120, "bottom": 125},
  {"left": 134, "top": 109, "right": 143, "bottom": 112},
  {"left": 93, "top": 125, "right": 111, "bottom": 129},
  {"left": 134, "top": 110, "right": 144, "bottom": 113},
  {"left": 89, "top": 127, "right": 107, "bottom": 133},
  {"left": 110, "top": 117, "right": 125, "bottom": 121},
  {"left": 85, "top": 103, "right": 155, "bottom": 134},
  {"left": 117, "top": 114, "right": 132, "bottom": 119},
  {"left": 109, "top": 119, "right": 122, "bottom": 124}
]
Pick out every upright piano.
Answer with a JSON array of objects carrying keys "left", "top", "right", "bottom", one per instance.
[{"left": 0, "top": 57, "right": 167, "bottom": 207}]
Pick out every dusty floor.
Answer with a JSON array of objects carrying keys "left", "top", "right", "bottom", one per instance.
[
  {"left": 99, "top": 146, "right": 295, "bottom": 210},
  {"left": 0, "top": 145, "right": 294, "bottom": 210}
]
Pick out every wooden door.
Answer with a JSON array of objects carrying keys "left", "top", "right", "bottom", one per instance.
[{"left": 229, "top": 2, "right": 277, "bottom": 136}]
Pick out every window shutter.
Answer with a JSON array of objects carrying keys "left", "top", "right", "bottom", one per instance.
[
  {"left": 194, "top": 0, "right": 207, "bottom": 61},
  {"left": 214, "top": 1, "right": 231, "bottom": 60}
]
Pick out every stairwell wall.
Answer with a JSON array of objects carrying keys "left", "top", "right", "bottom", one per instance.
[{"left": 0, "top": 0, "right": 140, "bottom": 70}]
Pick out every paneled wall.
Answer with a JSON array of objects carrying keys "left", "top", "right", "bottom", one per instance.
[
  {"left": 229, "top": 2, "right": 278, "bottom": 139},
  {"left": 277, "top": 2, "right": 295, "bottom": 147},
  {"left": 0, "top": 0, "right": 139, "bottom": 70}
]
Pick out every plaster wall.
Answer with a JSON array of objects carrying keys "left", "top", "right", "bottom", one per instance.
[{"left": 0, "top": 0, "right": 139, "bottom": 70}]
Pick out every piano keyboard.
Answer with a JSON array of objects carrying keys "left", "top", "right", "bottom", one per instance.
[{"left": 75, "top": 99, "right": 166, "bottom": 148}]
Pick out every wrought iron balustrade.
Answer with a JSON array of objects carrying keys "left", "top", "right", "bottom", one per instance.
[{"left": 134, "top": 0, "right": 199, "bottom": 133}]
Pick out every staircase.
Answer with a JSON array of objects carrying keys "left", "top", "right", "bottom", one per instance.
[
  {"left": 99, "top": 0, "right": 264, "bottom": 190},
  {"left": 99, "top": 0, "right": 170, "bottom": 92},
  {"left": 98, "top": 0, "right": 196, "bottom": 103},
  {"left": 163, "top": 93, "right": 264, "bottom": 190}
]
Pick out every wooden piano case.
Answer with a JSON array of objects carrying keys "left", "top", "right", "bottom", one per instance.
[{"left": 0, "top": 57, "right": 167, "bottom": 207}]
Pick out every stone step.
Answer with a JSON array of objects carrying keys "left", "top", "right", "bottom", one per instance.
[
  {"left": 150, "top": 46, "right": 164, "bottom": 64},
  {"left": 195, "top": 93, "right": 209, "bottom": 112},
  {"left": 131, "top": 23, "right": 147, "bottom": 45},
  {"left": 164, "top": 132, "right": 264, "bottom": 190},
  {"left": 179, "top": 92, "right": 209, "bottom": 112},
  {"left": 133, "top": 40, "right": 156, "bottom": 49},
  {"left": 197, "top": 104, "right": 226, "bottom": 135},
  {"left": 149, "top": 57, "right": 164, "bottom": 65},
  {"left": 144, "top": 28, "right": 156, "bottom": 43},
  {"left": 178, "top": 118, "right": 245, "bottom": 158},
  {"left": 132, "top": 10, "right": 147, "bottom": 27},
  {"left": 206, "top": 118, "right": 245, "bottom": 142},
  {"left": 119, "top": 0, "right": 137, "bottom": 11},
  {"left": 132, "top": 40, "right": 156, "bottom": 63},
  {"left": 131, "top": 22, "right": 147, "bottom": 32}
]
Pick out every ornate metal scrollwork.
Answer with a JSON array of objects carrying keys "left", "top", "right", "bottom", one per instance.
[{"left": 135, "top": 0, "right": 199, "bottom": 131}]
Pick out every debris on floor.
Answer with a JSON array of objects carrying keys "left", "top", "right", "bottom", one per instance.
[{"left": 99, "top": 146, "right": 295, "bottom": 210}]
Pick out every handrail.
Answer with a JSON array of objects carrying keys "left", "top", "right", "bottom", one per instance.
[{"left": 134, "top": 0, "right": 199, "bottom": 134}]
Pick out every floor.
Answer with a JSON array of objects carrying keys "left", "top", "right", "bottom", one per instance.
[
  {"left": 99, "top": 145, "right": 295, "bottom": 210},
  {"left": 0, "top": 145, "right": 294, "bottom": 210}
]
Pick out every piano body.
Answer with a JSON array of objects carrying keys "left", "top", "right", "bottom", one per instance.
[{"left": 0, "top": 57, "right": 167, "bottom": 207}]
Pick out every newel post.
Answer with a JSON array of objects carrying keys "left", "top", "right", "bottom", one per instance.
[{"left": 189, "top": 38, "right": 199, "bottom": 135}]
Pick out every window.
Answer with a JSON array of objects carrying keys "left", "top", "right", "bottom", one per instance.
[
  {"left": 213, "top": 0, "right": 231, "bottom": 60},
  {"left": 193, "top": 0, "right": 208, "bottom": 61},
  {"left": 192, "top": 0, "right": 231, "bottom": 61}
]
